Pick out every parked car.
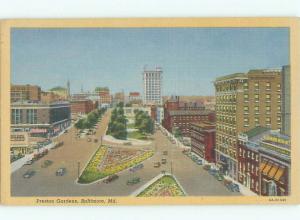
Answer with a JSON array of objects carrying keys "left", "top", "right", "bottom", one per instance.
[
  {"left": 56, "top": 168, "right": 66, "bottom": 176},
  {"left": 161, "top": 158, "right": 167, "bottom": 164},
  {"left": 41, "top": 160, "right": 53, "bottom": 168},
  {"left": 214, "top": 172, "right": 224, "bottom": 181},
  {"left": 87, "top": 138, "right": 92, "bottom": 142},
  {"left": 103, "top": 174, "right": 119, "bottom": 183},
  {"left": 127, "top": 177, "right": 141, "bottom": 185},
  {"left": 24, "top": 160, "right": 34, "bottom": 165},
  {"left": 196, "top": 160, "right": 203, "bottom": 165},
  {"left": 130, "top": 164, "right": 144, "bottom": 172},
  {"left": 203, "top": 164, "right": 211, "bottom": 171},
  {"left": 163, "top": 151, "right": 168, "bottom": 156},
  {"left": 23, "top": 170, "right": 36, "bottom": 178},
  {"left": 94, "top": 139, "right": 98, "bottom": 143},
  {"left": 154, "top": 162, "right": 161, "bottom": 168},
  {"left": 208, "top": 169, "right": 218, "bottom": 176}
]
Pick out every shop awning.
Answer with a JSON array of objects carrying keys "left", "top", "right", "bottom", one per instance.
[
  {"left": 274, "top": 167, "right": 285, "bottom": 181},
  {"left": 30, "top": 128, "right": 47, "bottom": 133},
  {"left": 260, "top": 161, "right": 267, "bottom": 171},
  {"left": 262, "top": 162, "right": 272, "bottom": 175}
]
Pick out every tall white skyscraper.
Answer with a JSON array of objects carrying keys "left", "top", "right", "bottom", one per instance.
[{"left": 143, "top": 67, "right": 163, "bottom": 105}]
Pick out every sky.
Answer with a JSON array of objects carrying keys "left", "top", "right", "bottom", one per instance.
[{"left": 11, "top": 28, "right": 289, "bottom": 96}]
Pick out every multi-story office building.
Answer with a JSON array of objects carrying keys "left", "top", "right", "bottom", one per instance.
[
  {"left": 143, "top": 67, "right": 163, "bottom": 105},
  {"left": 11, "top": 84, "right": 41, "bottom": 103},
  {"left": 190, "top": 122, "right": 216, "bottom": 162},
  {"left": 11, "top": 101, "right": 71, "bottom": 137},
  {"left": 214, "top": 68, "right": 284, "bottom": 180}
]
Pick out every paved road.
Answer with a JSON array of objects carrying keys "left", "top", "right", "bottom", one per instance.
[{"left": 11, "top": 110, "right": 240, "bottom": 197}]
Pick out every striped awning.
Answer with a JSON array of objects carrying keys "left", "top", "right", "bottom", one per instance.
[{"left": 260, "top": 159, "right": 285, "bottom": 181}]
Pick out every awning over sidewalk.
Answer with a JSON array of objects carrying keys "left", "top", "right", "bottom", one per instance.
[
  {"left": 260, "top": 159, "right": 285, "bottom": 181},
  {"left": 30, "top": 128, "right": 47, "bottom": 133}
]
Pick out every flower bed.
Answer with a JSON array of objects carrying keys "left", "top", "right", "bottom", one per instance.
[
  {"left": 78, "top": 146, "right": 108, "bottom": 183},
  {"left": 78, "top": 145, "right": 153, "bottom": 184},
  {"left": 137, "top": 175, "right": 185, "bottom": 197}
]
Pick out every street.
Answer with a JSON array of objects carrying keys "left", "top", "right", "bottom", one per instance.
[{"left": 11, "top": 109, "right": 240, "bottom": 197}]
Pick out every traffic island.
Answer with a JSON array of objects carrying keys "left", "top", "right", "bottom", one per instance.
[
  {"left": 77, "top": 145, "right": 154, "bottom": 184},
  {"left": 133, "top": 173, "right": 186, "bottom": 197}
]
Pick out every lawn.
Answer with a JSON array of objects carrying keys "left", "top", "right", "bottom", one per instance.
[
  {"left": 137, "top": 175, "right": 185, "bottom": 197},
  {"left": 127, "top": 123, "right": 136, "bottom": 129},
  {"left": 127, "top": 130, "right": 147, "bottom": 140}
]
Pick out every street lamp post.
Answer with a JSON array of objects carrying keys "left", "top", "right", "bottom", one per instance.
[{"left": 77, "top": 162, "right": 80, "bottom": 179}]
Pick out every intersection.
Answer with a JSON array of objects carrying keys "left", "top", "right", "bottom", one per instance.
[{"left": 11, "top": 109, "right": 240, "bottom": 197}]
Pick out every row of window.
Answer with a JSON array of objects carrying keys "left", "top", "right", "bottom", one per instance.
[{"left": 11, "top": 109, "right": 37, "bottom": 124}]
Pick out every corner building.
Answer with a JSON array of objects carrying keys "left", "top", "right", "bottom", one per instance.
[{"left": 214, "top": 68, "right": 284, "bottom": 180}]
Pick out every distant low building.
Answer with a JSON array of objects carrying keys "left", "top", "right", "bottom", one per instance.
[
  {"left": 50, "top": 86, "right": 69, "bottom": 100},
  {"left": 128, "top": 92, "right": 142, "bottom": 105},
  {"left": 11, "top": 84, "right": 41, "bottom": 103},
  {"left": 41, "top": 91, "right": 65, "bottom": 103},
  {"left": 71, "top": 99, "right": 95, "bottom": 115},
  {"left": 162, "top": 96, "right": 214, "bottom": 137},
  {"left": 123, "top": 106, "right": 151, "bottom": 118}
]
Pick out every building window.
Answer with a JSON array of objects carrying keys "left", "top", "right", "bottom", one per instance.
[
  {"left": 266, "top": 82, "right": 271, "bottom": 90},
  {"left": 277, "top": 83, "right": 281, "bottom": 91},
  {"left": 255, "top": 117, "right": 260, "bottom": 126},
  {"left": 277, "top": 106, "right": 281, "bottom": 112},
  {"left": 11, "top": 109, "right": 23, "bottom": 124},
  {"left": 254, "top": 82, "right": 259, "bottom": 90},
  {"left": 277, "top": 116, "right": 281, "bottom": 122},
  {"left": 254, "top": 94, "right": 259, "bottom": 102},
  {"left": 26, "top": 109, "right": 37, "bottom": 124},
  {"left": 244, "top": 94, "right": 249, "bottom": 102}
]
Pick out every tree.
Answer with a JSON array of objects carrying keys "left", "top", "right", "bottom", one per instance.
[
  {"left": 173, "top": 127, "right": 182, "bottom": 138},
  {"left": 75, "top": 119, "right": 84, "bottom": 129}
]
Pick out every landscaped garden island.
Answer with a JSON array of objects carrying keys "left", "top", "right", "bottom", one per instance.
[
  {"left": 78, "top": 145, "right": 154, "bottom": 184},
  {"left": 136, "top": 174, "right": 186, "bottom": 197}
]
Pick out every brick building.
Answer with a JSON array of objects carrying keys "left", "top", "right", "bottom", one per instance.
[
  {"left": 11, "top": 84, "right": 41, "bottom": 103},
  {"left": 162, "top": 96, "right": 214, "bottom": 137},
  {"left": 237, "top": 127, "right": 290, "bottom": 196},
  {"left": 237, "top": 127, "right": 270, "bottom": 194},
  {"left": 70, "top": 99, "right": 94, "bottom": 115},
  {"left": 190, "top": 122, "right": 216, "bottom": 162}
]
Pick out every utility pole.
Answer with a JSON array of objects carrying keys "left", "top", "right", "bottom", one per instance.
[{"left": 77, "top": 161, "right": 80, "bottom": 179}]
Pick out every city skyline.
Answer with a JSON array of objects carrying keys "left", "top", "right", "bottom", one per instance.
[{"left": 11, "top": 28, "right": 289, "bottom": 95}]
